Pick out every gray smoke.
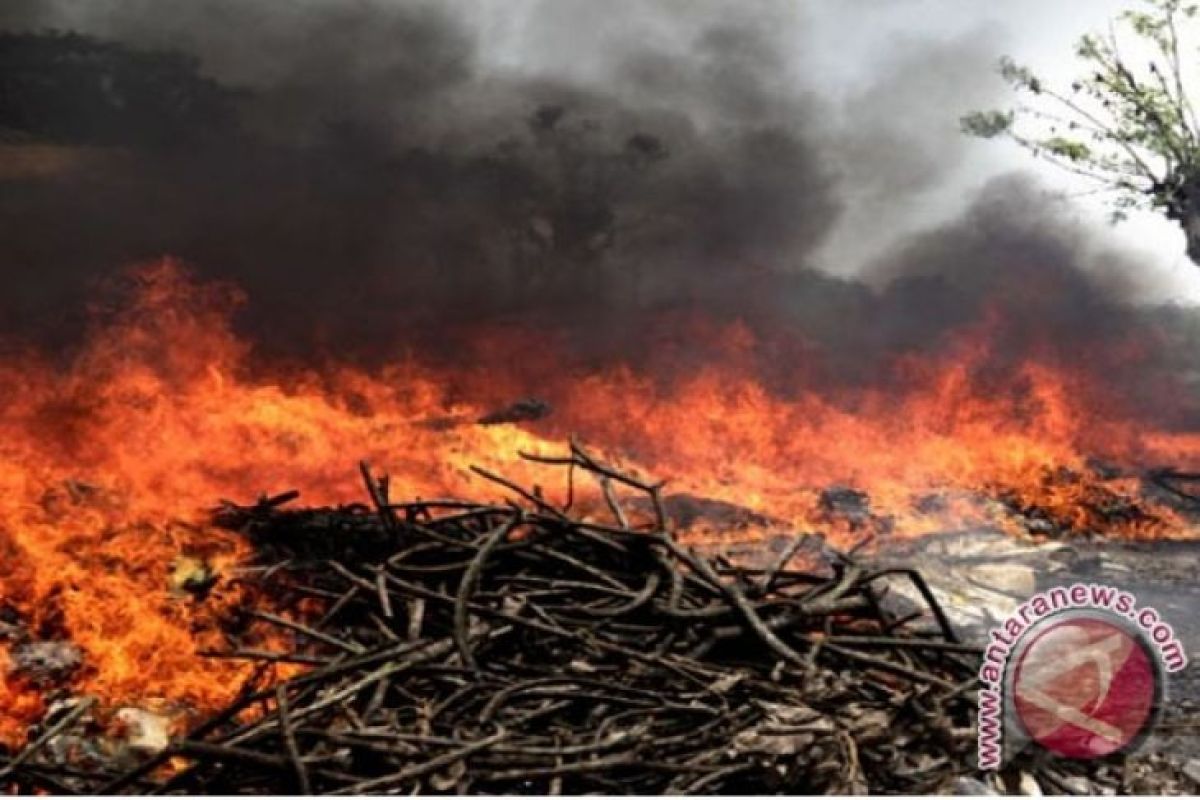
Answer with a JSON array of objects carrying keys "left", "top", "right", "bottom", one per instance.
[
  {"left": 0, "top": 0, "right": 841, "bottom": 353},
  {"left": 1, "top": 0, "right": 1197, "bottom": 426}
]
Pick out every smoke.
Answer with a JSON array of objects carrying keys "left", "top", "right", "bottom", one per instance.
[
  {"left": 0, "top": 0, "right": 843, "bottom": 353},
  {"left": 0, "top": 0, "right": 1197, "bottom": 421},
  {"left": 816, "top": 25, "right": 1011, "bottom": 276}
]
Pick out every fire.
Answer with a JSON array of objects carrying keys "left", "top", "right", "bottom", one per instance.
[{"left": 1, "top": 259, "right": 1198, "bottom": 744}]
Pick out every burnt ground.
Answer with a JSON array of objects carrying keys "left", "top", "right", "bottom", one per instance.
[
  {"left": 718, "top": 524, "right": 1200, "bottom": 791},
  {"left": 1055, "top": 539, "right": 1200, "bottom": 760},
  {"left": 874, "top": 531, "right": 1200, "bottom": 790}
]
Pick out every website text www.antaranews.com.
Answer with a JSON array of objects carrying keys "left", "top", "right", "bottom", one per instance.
[{"left": 976, "top": 582, "right": 1188, "bottom": 769}]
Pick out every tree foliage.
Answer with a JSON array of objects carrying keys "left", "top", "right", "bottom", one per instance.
[{"left": 963, "top": 0, "right": 1200, "bottom": 261}]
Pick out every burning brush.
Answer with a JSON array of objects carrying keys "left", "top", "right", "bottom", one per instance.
[
  {"left": 0, "top": 444, "right": 979, "bottom": 794},
  {"left": 0, "top": 442, "right": 1135, "bottom": 795}
]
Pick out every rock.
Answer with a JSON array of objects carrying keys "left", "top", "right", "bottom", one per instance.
[
  {"left": 9, "top": 640, "right": 83, "bottom": 683},
  {"left": 1182, "top": 758, "right": 1200, "bottom": 786}
]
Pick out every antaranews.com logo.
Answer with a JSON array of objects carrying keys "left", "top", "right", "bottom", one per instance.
[{"left": 977, "top": 583, "right": 1187, "bottom": 769}]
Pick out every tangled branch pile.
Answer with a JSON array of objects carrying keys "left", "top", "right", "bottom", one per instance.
[{"left": 6, "top": 445, "right": 991, "bottom": 794}]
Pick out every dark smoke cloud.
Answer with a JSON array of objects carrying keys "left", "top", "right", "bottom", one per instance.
[
  {"left": 0, "top": 0, "right": 840, "bottom": 357},
  {"left": 0, "top": 0, "right": 1197, "bottom": 423},
  {"left": 867, "top": 176, "right": 1158, "bottom": 363}
]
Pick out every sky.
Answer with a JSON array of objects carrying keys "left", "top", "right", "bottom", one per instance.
[
  {"left": 4, "top": 0, "right": 1199, "bottom": 310},
  {"left": 806, "top": 0, "right": 1200, "bottom": 304},
  {"left": 467, "top": 0, "right": 1200, "bottom": 305}
]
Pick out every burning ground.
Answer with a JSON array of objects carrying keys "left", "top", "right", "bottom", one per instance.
[
  {"left": 2, "top": 259, "right": 1200, "bottom": 773},
  {"left": 2, "top": 0, "right": 1200, "bottom": 791}
]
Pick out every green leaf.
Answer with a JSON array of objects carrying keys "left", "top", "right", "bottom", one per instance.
[
  {"left": 1043, "top": 137, "right": 1093, "bottom": 161},
  {"left": 963, "top": 0, "right": 1200, "bottom": 242},
  {"left": 960, "top": 110, "right": 1015, "bottom": 138}
]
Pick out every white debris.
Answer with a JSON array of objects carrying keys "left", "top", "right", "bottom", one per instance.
[
  {"left": 114, "top": 708, "right": 170, "bottom": 754},
  {"left": 1018, "top": 771, "right": 1043, "bottom": 796}
]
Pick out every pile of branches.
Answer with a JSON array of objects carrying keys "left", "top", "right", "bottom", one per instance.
[{"left": 6, "top": 445, "right": 989, "bottom": 794}]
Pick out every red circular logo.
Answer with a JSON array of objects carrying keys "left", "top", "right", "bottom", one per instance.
[{"left": 1011, "top": 614, "right": 1159, "bottom": 759}]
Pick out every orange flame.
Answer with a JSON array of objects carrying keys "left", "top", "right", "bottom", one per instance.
[{"left": 1, "top": 259, "right": 1197, "bottom": 743}]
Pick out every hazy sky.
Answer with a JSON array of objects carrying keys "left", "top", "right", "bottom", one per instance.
[
  {"left": 815, "top": 0, "right": 1199, "bottom": 305},
  {"left": 467, "top": 0, "right": 1200, "bottom": 305},
  {"left": 6, "top": 1, "right": 1198, "bottom": 305}
]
